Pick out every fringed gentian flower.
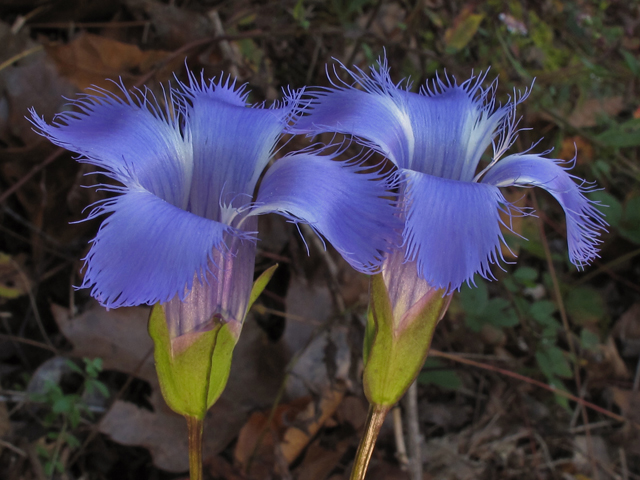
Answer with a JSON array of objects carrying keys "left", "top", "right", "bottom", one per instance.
[
  {"left": 293, "top": 58, "right": 607, "bottom": 480},
  {"left": 29, "top": 72, "right": 401, "bottom": 434},
  {"left": 294, "top": 58, "right": 606, "bottom": 297}
]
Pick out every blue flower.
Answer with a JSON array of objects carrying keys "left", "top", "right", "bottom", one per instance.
[
  {"left": 30, "top": 73, "right": 401, "bottom": 339},
  {"left": 294, "top": 57, "right": 607, "bottom": 294}
]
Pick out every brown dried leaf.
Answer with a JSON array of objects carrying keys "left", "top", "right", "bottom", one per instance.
[
  {"left": 295, "top": 438, "right": 351, "bottom": 480},
  {"left": 126, "top": 0, "right": 215, "bottom": 49},
  {"left": 612, "top": 303, "right": 640, "bottom": 357},
  {"left": 45, "top": 32, "right": 180, "bottom": 92},
  {"left": 279, "top": 385, "right": 346, "bottom": 465},
  {"left": 0, "top": 253, "right": 29, "bottom": 300},
  {"left": 234, "top": 397, "right": 311, "bottom": 476},
  {"left": 0, "top": 21, "right": 76, "bottom": 146},
  {"left": 558, "top": 136, "right": 594, "bottom": 165},
  {"left": 0, "top": 402, "right": 11, "bottom": 438},
  {"left": 566, "top": 96, "right": 625, "bottom": 128},
  {"left": 610, "top": 387, "right": 640, "bottom": 424}
]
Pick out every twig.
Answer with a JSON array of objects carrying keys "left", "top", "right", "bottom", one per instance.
[
  {"left": 0, "top": 438, "right": 27, "bottom": 457},
  {"left": 11, "top": 258, "right": 56, "bottom": 352},
  {"left": 403, "top": 380, "right": 422, "bottom": 480},
  {"left": 0, "top": 148, "right": 65, "bottom": 204},
  {"left": 300, "top": 224, "right": 345, "bottom": 312},
  {"left": 25, "top": 442, "right": 47, "bottom": 480},
  {"left": 251, "top": 304, "right": 322, "bottom": 327},
  {"left": 391, "top": 405, "right": 408, "bottom": 469},
  {"left": 620, "top": 447, "right": 629, "bottom": 480},
  {"left": 207, "top": 10, "right": 240, "bottom": 79},
  {"left": 0, "top": 333, "right": 57, "bottom": 353},
  {"left": 0, "top": 45, "right": 43, "bottom": 72},
  {"left": 429, "top": 350, "right": 634, "bottom": 427},
  {"left": 343, "top": 0, "right": 384, "bottom": 69}
]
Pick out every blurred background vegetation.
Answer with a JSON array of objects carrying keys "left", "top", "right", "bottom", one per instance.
[{"left": 1, "top": 0, "right": 639, "bottom": 479}]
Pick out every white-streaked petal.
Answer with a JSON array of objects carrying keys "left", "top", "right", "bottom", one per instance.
[
  {"left": 29, "top": 86, "right": 192, "bottom": 210},
  {"left": 404, "top": 77, "right": 511, "bottom": 180},
  {"left": 251, "top": 152, "right": 402, "bottom": 274},
  {"left": 81, "top": 188, "right": 255, "bottom": 309},
  {"left": 179, "top": 75, "right": 300, "bottom": 221},
  {"left": 292, "top": 60, "right": 415, "bottom": 167},
  {"left": 294, "top": 57, "right": 516, "bottom": 181},
  {"left": 481, "top": 154, "right": 607, "bottom": 266},
  {"left": 402, "top": 169, "right": 512, "bottom": 292}
]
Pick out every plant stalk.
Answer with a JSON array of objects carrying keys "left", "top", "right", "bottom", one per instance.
[
  {"left": 350, "top": 403, "right": 391, "bottom": 480},
  {"left": 187, "top": 415, "right": 204, "bottom": 480}
]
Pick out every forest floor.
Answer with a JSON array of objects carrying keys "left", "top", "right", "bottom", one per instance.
[{"left": 1, "top": 1, "right": 640, "bottom": 479}]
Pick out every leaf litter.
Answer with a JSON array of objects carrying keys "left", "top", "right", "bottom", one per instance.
[{"left": 1, "top": 1, "right": 640, "bottom": 479}]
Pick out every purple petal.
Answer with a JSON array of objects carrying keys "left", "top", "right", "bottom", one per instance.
[
  {"left": 29, "top": 86, "right": 192, "bottom": 210},
  {"left": 481, "top": 154, "right": 607, "bottom": 267},
  {"left": 252, "top": 152, "right": 402, "bottom": 273},
  {"left": 294, "top": 58, "right": 513, "bottom": 181},
  {"left": 164, "top": 217, "right": 258, "bottom": 339},
  {"left": 179, "top": 75, "right": 300, "bottom": 221},
  {"left": 402, "top": 169, "right": 512, "bottom": 291},
  {"left": 403, "top": 80, "right": 510, "bottom": 181},
  {"left": 381, "top": 247, "right": 433, "bottom": 322},
  {"left": 292, "top": 62, "right": 415, "bottom": 168},
  {"left": 81, "top": 189, "right": 255, "bottom": 308}
]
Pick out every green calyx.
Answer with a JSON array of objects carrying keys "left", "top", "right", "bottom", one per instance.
[
  {"left": 149, "top": 264, "right": 278, "bottom": 419},
  {"left": 363, "top": 272, "right": 450, "bottom": 407}
]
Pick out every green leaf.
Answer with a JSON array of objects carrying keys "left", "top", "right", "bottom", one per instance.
[
  {"left": 513, "top": 266, "right": 538, "bottom": 284},
  {"left": 620, "top": 196, "right": 640, "bottom": 244},
  {"left": 537, "top": 346, "right": 572, "bottom": 379},
  {"left": 484, "top": 299, "right": 519, "bottom": 328},
  {"left": 589, "top": 191, "right": 621, "bottom": 228},
  {"left": 65, "top": 432, "right": 81, "bottom": 448},
  {"left": 621, "top": 49, "right": 640, "bottom": 76},
  {"left": 459, "top": 279, "right": 488, "bottom": 315},
  {"left": 418, "top": 358, "right": 462, "bottom": 390},
  {"left": 529, "top": 300, "right": 560, "bottom": 331},
  {"left": 64, "top": 359, "right": 84, "bottom": 375},
  {"left": 548, "top": 377, "right": 570, "bottom": 410},
  {"left": 595, "top": 118, "right": 640, "bottom": 148},
  {"left": 580, "top": 328, "right": 600, "bottom": 352},
  {"left": 565, "top": 287, "right": 605, "bottom": 325},
  {"left": 547, "top": 346, "right": 573, "bottom": 378}
]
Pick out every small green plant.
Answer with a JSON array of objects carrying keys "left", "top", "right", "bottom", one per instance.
[
  {"left": 458, "top": 267, "right": 597, "bottom": 409},
  {"left": 30, "top": 357, "right": 108, "bottom": 476}
]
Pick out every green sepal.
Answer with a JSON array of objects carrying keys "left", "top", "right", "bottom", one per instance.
[
  {"left": 363, "top": 273, "right": 450, "bottom": 406},
  {"left": 148, "top": 264, "right": 278, "bottom": 419},
  {"left": 246, "top": 264, "right": 278, "bottom": 316},
  {"left": 149, "top": 305, "right": 231, "bottom": 419}
]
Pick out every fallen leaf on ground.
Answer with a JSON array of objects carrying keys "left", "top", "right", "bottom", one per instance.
[
  {"left": 443, "top": 5, "right": 484, "bottom": 52},
  {"left": 0, "top": 21, "right": 76, "bottom": 146},
  {"left": 294, "top": 437, "right": 351, "bottom": 480},
  {"left": 45, "top": 32, "right": 181, "bottom": 92},
  {"left": 566, "top": 96, "right": 625, "bottom": 128}
]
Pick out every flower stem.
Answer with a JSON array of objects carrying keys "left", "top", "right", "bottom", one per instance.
[
  {"left": 187, "top": 415, "right": 204, "bottom": 480},
  {"left": 350, "top": 403, "right": 391, "bottom": 480}
]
